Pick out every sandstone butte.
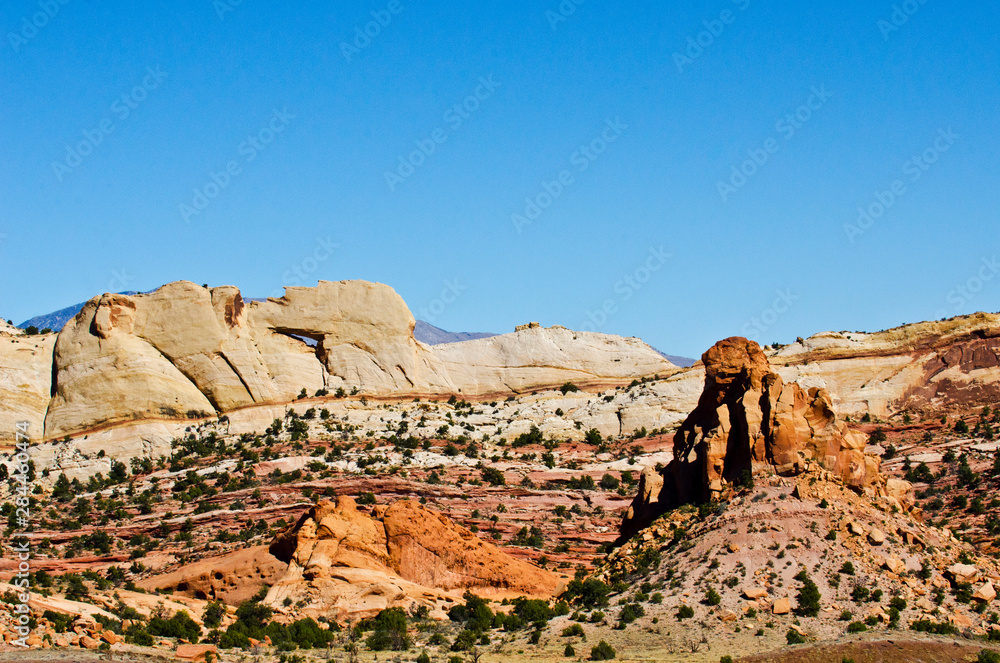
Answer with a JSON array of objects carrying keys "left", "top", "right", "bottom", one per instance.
[
  {"left": 620, "top": 337, "right": 916, "bottom": 540},
  {"left": 260, "top": 496, "right": 561, "bottom": 622},
  {"left": 0, "top": 279, "right": 675, "bottom": 443}
]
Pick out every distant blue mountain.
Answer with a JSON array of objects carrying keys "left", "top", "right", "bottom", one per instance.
[
  {"left": 413, "top": 320, "right": 497, "bottom": 345},
  {"left": 18, "top": 293, "right": 139, "bottom": 331}
]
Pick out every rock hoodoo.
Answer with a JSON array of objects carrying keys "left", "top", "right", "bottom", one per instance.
[
  {"left": 621, "top": 337, "right": 909, "bottom": 539},
  {"left": 265, "top": 496, "right": 561, "bottom": 622}
]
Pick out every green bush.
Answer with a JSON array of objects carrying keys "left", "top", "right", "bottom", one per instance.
[
  {"left": 794, "top": 570, "right": 821, "bottom": 617},
  {"left": 148, "top": 610, "right": 201, "bottom": 643},
  {"left": 565, "top": 643, "right": 576, "bottom": 657},
  {"left": 416, "top": 652, "right": 431, "bottom": 663},
  {"left": 448, "top": 592, "right": 494, "bottom": 632},
  {"left": 365, "top": 608, "right": 410, "bottom": 651},
  {"left": 786, "top": 628, "right": 806, "bottom": 644},
  {"left": 590, "top": 640, "right": 616, "bottom": 660},
  {"left": 203, "top": 601, "right": 225, "bottom": 629},
  {"left": 910, "top": 619, "right": 958, "bottom": 635},
  {"left": 481, "top": 467, "right": 506, "bottom": 486},
  {"left": 677, "top": 605, "right": 694, "bottom": 620},
  {"left": 847, "top": 621, "right": 867, "bottom": 633},
  {"left": 512, "top": 597, "right": 553, "bottom": 624},
  {"left": 618, "top": 603, "right": 645, "bottom": 625},
  {"left": 451, "top": 629, "right": 477, "bottom": 652},
  {"left": 979, "top": 650, "right": 1000, "bottom": 663},
  {"left": 564, "top": 578, "right": 610, "bottom": 609}
]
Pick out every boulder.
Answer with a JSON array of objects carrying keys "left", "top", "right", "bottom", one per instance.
[
  {"left": 948, "top": 563, "right": 980, "bottom": 585},
  {"left": 868, "top": 528, "right": 886, "bottom": 545},
  {"left": 772, "top": 597, "right": 791, "bottom": 615},
  {"left": 883, "top": 557, "right": 906, "bottom": 575},
  {"left": 79, "top": 635, "right": 101, "bottom": 649},
  {"left": 176, "top": 644, "right": 219, "bottom": 661},
  {"left": 743, "top": 587, "right": 769, "bottom": 600},
  {"left": 974, "top": 582, "right": 996, "bottom": 603}
]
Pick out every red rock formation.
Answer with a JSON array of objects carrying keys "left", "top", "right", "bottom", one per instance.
[
  {"left": 138, "top": 545, "right": 286, "bottom": 604},
  {"left": 267, "top": 496, "right": 561, "bottom": 622},
  {"left": 621, "top": 337, "right": 906, "bottom": 540}
]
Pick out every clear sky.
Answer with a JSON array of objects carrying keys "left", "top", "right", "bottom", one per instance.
[{"left": 1, "top": 0, "right": 997, "bottom": 357}]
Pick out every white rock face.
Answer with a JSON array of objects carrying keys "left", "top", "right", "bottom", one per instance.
[
  {"left": 0, "top": 329, "right": 55, "bottom": 444},
  {"left": 433, "top": 326, "right": 675, "bottom": 394},
  {"left": 33, "top": 280, "right": 676, "bottom": 440}
]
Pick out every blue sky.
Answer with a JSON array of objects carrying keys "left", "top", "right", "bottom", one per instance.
[{"left": 1, "top": 0, "right": 997, "bottom": 357}]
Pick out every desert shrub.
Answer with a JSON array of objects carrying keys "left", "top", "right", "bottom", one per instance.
[
  {"left": 203, "top": 601, "right": 225, "bottom": 629},
  {"left": 561, "top": 624, "right": 585, "bottom": 637},
  {"left": 677, "top": 605, "right": 694, "bottom": 620},
  {"left": 563, "top": 578, "right": 610, "bottom": 609},
  {"left": 847, "top": 621, "right": 867, "bottom": 633},
  {"left": 704, "top": 587, "right": 721, "bottom": 606},
  {"left": 447, "top": 591, "right": 494, "bottom": 632},
  {"left": 148, "top": 610, "right": 201, "bottom": 643},
  {"left": 481, "top": 467, "right": 506, "bottom": 486},
  {"left": 512, "top": 597, "right": 553, "bottom": 625},
  {"left": 125, "top": 625, "right": 154, "bottom": 646},
  {"left": 618, "top": 603, "right": 644, "bottom": 625},
  {"left": 786, "top": 628, "right": 806, "bottom": 644},
  {"left": 794, "top": 570, "right": 821, "bottom": 617},
  {"left": 979, "top": 650, "right": 1000, "bottom": 663},
  {"left": 565, "top": 643, "right": 576, "bottom": 657},
  {"left": 910, "top": 619, "right": 958, "bottom": 635},
  {"left": 599, "top": 474, "right": 620, "bottom": 490},
  {"left": 590, "top": 640, "right": 616, "bottom": 660},
  {"left": 364, "top": 608, "right": 410, "bottom": 651}
]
